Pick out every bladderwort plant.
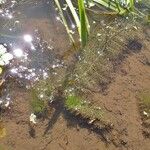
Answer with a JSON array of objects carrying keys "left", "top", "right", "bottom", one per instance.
[
  {"left": 65, "top": 94, "right": 103, "bottom": 118},
  {"left": 54, "top": 0, "right": 146, "bottom": 47},
  {"left": 65, "top": 94, "right": 108, "bottom": 124}
]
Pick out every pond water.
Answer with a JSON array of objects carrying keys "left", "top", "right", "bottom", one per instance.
[
  {"left": 0, "top": 0, "right": 79, "bottom": 105},
  {"left": 0, "top": 1, "right": 150, "bottom": 148},
  {"left": 0, "top": 0, "right": 149, "bottom": 111}
]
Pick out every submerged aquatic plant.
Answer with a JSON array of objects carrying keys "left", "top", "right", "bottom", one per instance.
[
  {"left": 65, "top": 94, "right": 104, "bottom": 120},
  {"left": 54, "top": 0, "right": 143, "bottom": 47},
  {"left": 30, "top": 88, "right": 46, "bottom": 114},
  {"left": 30, "top": 79, "right": 53, "bottom": 114}
]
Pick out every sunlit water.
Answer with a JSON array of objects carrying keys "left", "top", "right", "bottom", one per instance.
[
  {"left": 0, "top": 0, "right": 149, "bottom": 107},
  {"left": 0, "top": 0, "right": 76, "bottom": 106}
]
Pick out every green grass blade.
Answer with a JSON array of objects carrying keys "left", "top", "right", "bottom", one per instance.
[
  {"left": 92, "top": 0, "right": 128, "bottom": 14},
  {"left": 78, "top": 0, "right": 90, "bottom": 47},
  {"left": 65, "top": 0, "right": 80, "bottom": 33},
  {"left": 129, "top": 0, "right": 134, "bottom": 11},
  {"left": 54, "top": 0, "right": 75, "bottom": 43}
]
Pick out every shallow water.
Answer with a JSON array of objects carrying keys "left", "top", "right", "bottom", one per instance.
[
  {"left": 0, "top": 0, "right": 78, "bottom": 105},
  {"left": 0, "top": 0, "right": 149, "bottom": 104},
  {"left": 0, "top": 1, "right": 150, "bottom": 149}
]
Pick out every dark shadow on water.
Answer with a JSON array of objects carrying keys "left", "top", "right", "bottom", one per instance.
[
  {"left": 43, "top": 96, "right": 111, "bottom": 143},
  {"left": 63, "top": 109, "right": 111, "bottom": 143},
  {"left": 43, "top": 96, "right": 64, "bottom": 135},
  {"left": 126, "top": 39, "right": 142, "bottom": 53},
  {"left": 42, "top": 54, "right": 112, "bottom": 143}
]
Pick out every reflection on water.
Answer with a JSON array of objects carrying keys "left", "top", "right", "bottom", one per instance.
[
  {"left": 0, "top": 0, "right": 149, "bottom": 107},
  {"left": 0, "top": 0, "right": 75, "bottom": 106}
]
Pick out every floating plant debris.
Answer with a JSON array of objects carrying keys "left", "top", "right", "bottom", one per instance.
[
  {"left": 0, "top": 44, "right": 13, "bottom": 69},
  {"left": 29, "top": 113, "right": 37, "bottom": 124},
  {"left": 0, "top": 121, "right": 6, "bottom": 138}
]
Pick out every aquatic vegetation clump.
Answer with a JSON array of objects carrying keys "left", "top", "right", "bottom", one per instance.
[
  {"left": 69, "top": 17, "right": 140, "bottom": 92},
  {"left": 65, "top": 94, "right": 103, "bottom": 119},
  {"left": 65, "top": 94, "right": 111, "bottom": 129},
  {"left": 30, "top": 81, "right": 50, "bottom": 114},
  {"left": 30, "top": 89, "right": 46, "bottom": 114},
  {"left": 30, "top": 79, "right": 53, "bottom": 114}
]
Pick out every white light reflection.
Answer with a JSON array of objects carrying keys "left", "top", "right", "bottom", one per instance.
[
  {"left": 13, "top": 48, "right": 23, "bottom": 58},
  {"left": 30, "top": 44, "right": 36, "bottom": 51},
  {"left": 71, "top": 24, "right": 75, "bottom": 29},
  {"left": 8, "top": 14, "right": 13, "bottom": 19},
  {"left": 43, "top": 71, "right": 48, "bottom": 79},
  {"left": 56, "top": 16, "right": 60, "bottom": 21},
  {"left": 10, "top": 68, "right": 18, "bottom": 74},
  {"left": 23, "top": 34, "right": 33, "bottom": 43},
  {"left": 39, "top": 94, "right": 44, "bottom": 98},
  {"left": 0, "top": 9, "right": 3, "bottom": 14}
]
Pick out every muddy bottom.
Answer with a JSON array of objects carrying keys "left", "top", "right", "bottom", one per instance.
[
  {"left": 0, "top": 29, "right": 150, "bottom": 150},
  {"left": 0, "top": 0, "right": 150, "bottom": 150}
]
